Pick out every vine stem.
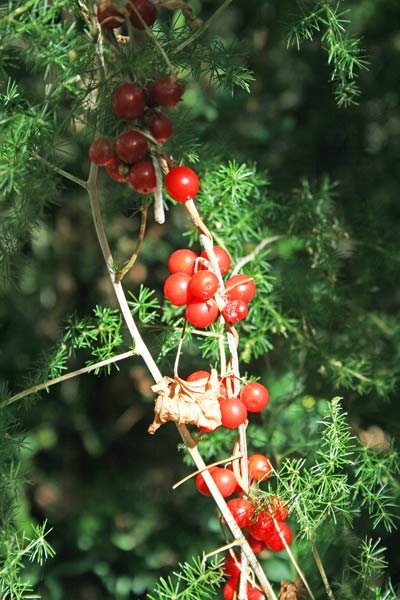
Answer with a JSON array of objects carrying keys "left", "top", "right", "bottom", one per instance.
[
  {"left": 0, "top": 350, "right": 136, "bottom": 410},
  {"left": 114, "top": 201, "right": 148, "bottom": 283},
  {"left": 128, "top": 3, "right": 175, "bottom": 73},
  {"left": 310, "top": 538, "right": 336, "bottom": 600},
  {"left": 231, "top": 235, "right": 284, "bottom": 277}
]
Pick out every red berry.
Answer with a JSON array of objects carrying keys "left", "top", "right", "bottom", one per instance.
[
  {"left": 115, "top": 130, "right": 148, "bottom": 164},
  {"left": 145, "top": 111, "right": 173, "bottom": 143},
  {"left": 165, "top": 166, "right": 200, "bottom": 202},
  {"left": 248, "top": 509, "right": 274, "bottom": 541},
  {"left": 264, "top": 521, "right": 292, "bottom": 552},
  {"left": 147, "top": 76, "right": 184, "bottom": 108},
  {"left": 97, "top": 1, "right": 124, "bottom": 28},
  {"left": 186, "top": 370, "right": 210, "bottom": 382},
  {"left": 269, "top": 496, "right": 289, "bottom": 521},
  {"left": 222, "top": 299, "right": 249, "bottom": 323},
  {"left": 127, "top": 0, "right": 157, "bottom": 29},
  {"left": 185, "top": 300, "right": 218, "bottom": 328},
  {"left": 163, "top": 273, "right": 191, "bottom": 306},
  {"left": 220, "top": 397, "right": 247, "bottom": 429},
  {"left": 89, "top": 138, "right": 114, "bottom": 166},
  {"left": 247, "top": 586, "right": 266, "bottom": 600},
  {"left": 226, "top": 497, "right": 255, "bottom": 528},
  {"left": 223, "top": 553, "right": 240, "bottom": 578},
  {"left": 223, "top": 578, "right": 238, "bottom": 600},
  {"left": 247, "top": 533, "right": 266, "bottom": 554},
  {"left": 248, "top": 454, "right": 273, "bottom": 482},
  {"left": 200, "top": 246, "right": 231, "bottom": 275},
  {"left": 129, "top": 160, "right": 156, "bottom": 194},
  {"left": 240, "top": 382, "right": 270, "bottom": 413},
  {"left": 188, "top": 270, "right": 219, "bottom": 301},
  {"left": 168, "top": 249, "right": 198, "bottom": 276},
  {"left": 225, "top": 274, "right": 256, "bottom": 303},
  {"left": 113, "top": 83, "right": 145, "bottom": 121},
  {"left": 105, "top": 154, "right": 130, "bottom": 182},
  {"left": 195, "top": 467, "right": 236, "bottom": 498}
]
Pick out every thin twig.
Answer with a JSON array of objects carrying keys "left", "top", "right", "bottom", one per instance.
[
  {"left": 231, "top": 235, "right": 284, "bottom": 277},
  {"left": 310, "top": 538, "right": 336, "bottom": 600},
  {"left": 172, "top": 453, "right": 242, "bottom": 490},
  {"left": 129, "top": 3, "right": 175, "bottom": 73},
  {"left": 1, "top": 350, "right": 136, "bottom": 410},
  {"left": 32, "top": 151, "right": 87, "bottom": 189},
  {"left": 173, "top": 0, "right": 234, "bottom": 54},
  {"left": 115, "top": 202, "right": 148, "bottom": 283}
]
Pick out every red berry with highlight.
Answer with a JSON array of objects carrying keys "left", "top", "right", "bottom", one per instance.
[
  {"left": 226, "top": 274, "right": 256, "bottom": 303},
  {"left": 247, "top": 587, "right": 266, "bottom": 600},
  {"left": 163, "top": 273, "right": 191, "bottom": 306},
  {"left": 168, "top": 249, "right": 198, "bottom": 276},
  {"left": 240, "top": 382, "right": 270, "bottom": 413},
  {"left": 223, "top": 553, "right": 240, "bottom": 578},
  {"left": 115, "top": 130, "right": 148, "bottom": 164},
  {"left": 220, "top": 397, "right": 247, "bottom": 429},
  {"left": 129, "top": 160, "right": 156, "bottom": 194},
  {"left": 147, "top": 76, "right": 184, "bottom": 107},
  {"left": 188, "top": 270, "right": 219, "bottom": 301},
  {"left": 165, "top": 166, "right": 200, "bottom": 202},
  {"left": 264, "top": 521, "right": 293, "bottom": 552},
  {"left": 127, "top": 0, "right": 157, "bottom": 29},
  {"left": 222, "top": 299, "right": 249, "bottom": 323},
  {"left": 200, "top": 246, "right": 231, "bottom": 275},
  {"left": 247, "top": 533, "right": 266, "bottom": 554},
  {"left": 89, "top": 138, "right": 114, "bottom": 166},
  {"left": 185, "top": 300, "right": 218, "bottom": 328},
  {"left": 248, "top": 454, "right": 273, "bottom": 482},
  {"left": 223, "top": 578, "right": 238, "bottom": 600},
  {"left": 146, "top": 111, "right": 173, "bottom": 143},
  {"left": 226, "top": 497, "right": 255, "bottom": 528},
  {"left": 186, "top": 370, "right": 210, "bottom": 382},
  {"left": 195, "top": 467, "right": 236, "bottom": 498},
  {"left": 113, "top": 83, "right": 145, "bottom": 120},
  {"left": 248, "top": 509, "right": 274, "bottom": 541}
]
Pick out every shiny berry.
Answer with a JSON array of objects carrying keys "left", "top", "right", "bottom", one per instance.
[
  {"left": 168, "top": 249, "right": 198, "bottom": 276},
  {"left": 196, "top": 467, "right": 237, "bottom": 498},
  {"left": 240, "top": 382, "right": 270, "bottom": 413},
  {"left": 223, "top": 553, "right": 241, "bottom": 578},
  {"left": 127, "top": 0, "right": 157, "bottom": 29},
  {"left": 248, "top": 454, "right": 273, "bottom": 482},
  {"left": 247, "top": 586, "right": 266, "bottom": 600},
  {"left": 200, "top": 246, "right": 231, "bottom": 275},
  {"left": 163, "top": 273, "right": 191, "bottom": 306},
  {"left": 223, "top": 578, "right": 239, "bottom": 600},
  {"left": 220, "top": 397, "right": 247, "bottom": 429},
  {"left": 226, "top": 274, "right": 256, "bottom": 303},
  {"left": 145, "top": 111, "right": 173, "bottom": 143},
  {"left": 115, "top": 130, "right": 148, "bottom": 164},
  {"left": 147, "top": 75, "right": 184, "bottom": 107},
  {"left": 264, "top": 521, "right": 292, "bottom": 552},
  {"left": 113, "top": 83, "right": 145, "bottom": 120},
  {"left": 105, "top": 155, "right": 130, "bottom": 182},
  {"left": 247, "top": 533, "right": 266, "bottom": 554},
  {"left": 97, "top": 1, "right": 124, "bottom": 28},
  {"left": 186, "top": 370, "right": 210, "bottom": 382},
  {"left": 226, "top": 497, "right": 255, "bottom": 528},
  {"left": 165, "top": 166, "right": 200, "bottom": 202},
  {"left": 222, "top": 299, "right": 249, "bottom": 323},
  {"left": 188, "top": 270, "right": 219, "bottom": 301},
  {"left": 248, "top": 509, "right": 274, "bottom": 541},
  {"left": 129, "top": 160, "right": 156, "bottom": 193},
  {"left": 89, "top": 138, "right": 114, "bottom": 166},
  {"left": 185, "top": 300, "right": 218, "bottom": 328}
]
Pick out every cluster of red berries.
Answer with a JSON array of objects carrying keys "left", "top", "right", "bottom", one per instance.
[
  {"left": 98, "top": 0, "right": 158, "bottom": 31},
  {"left": 164, "top": 246, "right": 256, "bottom": 328},
  {"left": 89, "top": 76, "right": 184, "bottom": 193}
]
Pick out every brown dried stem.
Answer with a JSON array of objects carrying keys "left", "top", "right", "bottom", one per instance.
[{"left": 114, "top": 201, "right": 148, "bottom": 283}]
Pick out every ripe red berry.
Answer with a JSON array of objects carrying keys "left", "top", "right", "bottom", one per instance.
[
  {"left": 226, "top": 497, "right": 255, "bottom": 528},
  {"left": 185, "top": 300, "right": 218, "bottom": 328},
  {"left": 225, "top": 274, "right": 256, "bottom": 303},
  {"left": 223, "top": 578, "right": 239, "bottom": 600},
  {"left": 168, "top": 249, "right": 198, "bottom": 276},
  {"left": 248, "top": 509, "right": 274, "bottom": 541},
  {"left": 247, "top": 586, "right": 266, "bottom": 600},
  {"left": 115, "top": 130, "right": 148, "bottom": 164},
  {"left": 264, "top": 521, "right": 292, "bottom": 552},
  {"left": 163, "top": 273, "right": 191, "bottom": 306},
  {"left": 186, "top": 370, "right": 210, "bottom": 382},
  {"left": 223, "top": 553, "right": 240, "bottom": 578},
  {"left": 129, "top": 160, "right": 156, "bottom": 193},
  {"left": 220, "top": 397, "right": 247, "bottom": 429},
  {"left": 200, "top": 246, "right": 231, "bottom": 275},
  {"left": 248, "top": 454, "right": 273, "bottom": 482},
  {"left": 145, "top": 111, "right": 173, "bottom": 143},
  {"left": 97, "top": 1, "right": 124, "bottom": 28},
  {"left": 127, "top": 0, "right": 157, "bottom": 29},
  {"left": 195, "top": 467, "right": 237, "bottom": 498},
  {"left": 147, "top": 75, "right": 184, "bottom": 108},
  {"left": 240, "top": 382, "right": 270, "bottom": 413},
  {"left": 105, "top": 155, "right": 130, "bottom": 182},
  {"left": 165, "top": 166, "right": 200, "bottom": 202},
  {"left": 89, "top": 138, "right": 114, "bottom": 166},
  {"left": 247, "top": 533, "right": 266, "bottom": 554},
  {"left": 113, "top": 83, "right": 145, "bottom": 121},
  {"left": 269, "top": 496, "right": 289, "bottom": 522},
  {"left": 188, "top": 270, "right": 219, "bottom": 301},
  {"left": 222, "top": 299, "right": 249, "bottom": 323}
]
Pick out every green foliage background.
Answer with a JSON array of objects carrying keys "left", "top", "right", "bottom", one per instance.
[{"left": 0, "top": 0, "right": 399, "bottom": 599}]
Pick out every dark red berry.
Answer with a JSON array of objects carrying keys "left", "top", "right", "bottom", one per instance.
[
  {"left": 225, "top": 274, "right": 256, "bottom": 303},
  {"left": 226, "top": 497, "right": 255, "bottom": 528},
  {"left": 185, "top": 300, "right": 218, "bottom": 328},
  {"left": 105, "top": 154, "right": 130, "bottom": 182},
  {"left": 145, "top": 110, "right": 173, "bottom": 142},
  {"left": 200, "top": 246, "right": 231, "bottom": 275},
  {"left": 165, "top": 166, "right": 200, "bottom": 202},
  {"left": 89, "top": 138, "right": 114, "bottom": 166},
  {"left": 240, "top": 382, "right": 270, "bottom": 413},
  {"left": 127, "top": 0, "right": 157, "bottom": 29},
  {"left": 97, "top": 1, "right": 124, "bottom": 28},
  {"left": 163, "top": 273, "right": 191, "bottom": 306},
  {"left": 147, "top": 75, "right": 184, "bottom": 108},
  {"left": 188, "top": 270, "right": 219, "bottom": 301},
  {"left": 113, "top": 83, "right": 146, "bottom": 121},
  {"left": 248, "top": 454, "right": 273, "bottom": 482},
  {"left": 129, "top": 160, "right": 156, "bottom": 193},
  {"left": 115, "top": 130, "right": 148, "bottom": 164},
  {"left": 264, "top": 521, "right": 292, "bottom": 552},
  {"left": 222, "top": 299, "right": 249, "bottom": 323},
  {"left": 220, "top": 397, "right": 247, "bottom": 429},
  {"left": 168, "top": 249, "right": 198, "bottom": 276}
]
